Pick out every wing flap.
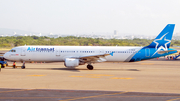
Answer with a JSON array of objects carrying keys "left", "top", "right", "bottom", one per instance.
[{"left": 78, "top": 52, "right": 113, "bottom": 63}]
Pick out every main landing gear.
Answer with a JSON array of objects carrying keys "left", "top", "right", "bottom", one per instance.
[{"left": 87, "top": 64, "right": 93, "bottom": 70}]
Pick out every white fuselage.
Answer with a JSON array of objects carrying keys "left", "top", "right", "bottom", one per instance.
[{"left": 4, "top": 46, "right": 142, "bottom": 62}]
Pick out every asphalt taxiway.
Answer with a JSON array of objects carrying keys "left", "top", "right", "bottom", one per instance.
[
  {"left": 0, "top": 58, "right": 180, "bottom": 101},
  {"left": 0, "top": 88, "right": 180, "bottom": 101}
]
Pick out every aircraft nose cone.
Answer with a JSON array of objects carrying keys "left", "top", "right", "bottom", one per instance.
[{"left": 3, "top": 53, "right": 8, "bottom": 60}]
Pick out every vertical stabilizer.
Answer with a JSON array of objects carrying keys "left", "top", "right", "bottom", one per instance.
[{"left": 147, "top": 24, "right": 175, "bottom": 49}]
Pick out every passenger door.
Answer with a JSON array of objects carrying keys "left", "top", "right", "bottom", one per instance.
[
  {"left": 21, "top": 47, "right": 26, "bottom": 56},
  {"left": 145, "top": 48, "right": 150, "bottom": 57}
]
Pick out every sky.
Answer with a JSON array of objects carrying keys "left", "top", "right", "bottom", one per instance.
[{"left": 0, "top": 0, "right": 180, "bottom": 35}]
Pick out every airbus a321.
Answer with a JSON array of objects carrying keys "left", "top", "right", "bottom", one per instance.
[{"left": 3, "top": 24, "right": 177, "bottom": 70}]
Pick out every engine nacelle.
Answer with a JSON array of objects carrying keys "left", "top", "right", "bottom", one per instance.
[{"left": 64, "top": 58, "right": 79, "bottom": 68}]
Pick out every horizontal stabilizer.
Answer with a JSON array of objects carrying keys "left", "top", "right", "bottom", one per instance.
[{"left": 158, "top": 50, "right": 177, "bottom": 54}]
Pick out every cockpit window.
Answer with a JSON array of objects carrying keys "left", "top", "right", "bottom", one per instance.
[{"left": 9, "top": 49, "right": 16, "bottom": 52}]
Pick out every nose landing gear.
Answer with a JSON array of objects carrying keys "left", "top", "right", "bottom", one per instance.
[{"left": 21, "top": 61, "right": 25, "bottom": 69}]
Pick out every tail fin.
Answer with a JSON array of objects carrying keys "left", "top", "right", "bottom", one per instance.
[{"left": 147, "top": 24, "right": 175, "bottom": 49}]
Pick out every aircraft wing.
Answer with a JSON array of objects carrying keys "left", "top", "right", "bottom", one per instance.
[{"left": 77, "top": 52, "right": 114, "bottom": 63}]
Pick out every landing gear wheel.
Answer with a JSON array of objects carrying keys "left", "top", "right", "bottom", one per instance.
[
  {"left": 1, "top": 64, "right": 4, "bottom": 68},
  {"left": 21, "top": 61, "right": 25, "bottom": 69},
  {"left": 21, "top": 66, "right": 25, "bottom": 69},
  {"left": 87, "top": 64, "right": 93, "bottom": 70}
]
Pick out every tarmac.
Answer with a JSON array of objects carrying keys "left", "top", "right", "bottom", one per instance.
[{"left": 0, "top": 57, "right": 180, "bottom": 101}]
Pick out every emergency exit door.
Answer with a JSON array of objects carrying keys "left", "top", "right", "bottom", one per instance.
[{"left": 56, "top": 48, "right": 60, "bottom": 56}]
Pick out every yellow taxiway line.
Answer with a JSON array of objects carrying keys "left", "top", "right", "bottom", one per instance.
[{"left": 59, "top": 91, "right": 130, "bottom": 101}]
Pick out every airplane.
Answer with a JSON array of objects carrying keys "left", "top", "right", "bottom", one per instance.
[{"left": 3, "top": 24, "right": 177, "bottom": 70}]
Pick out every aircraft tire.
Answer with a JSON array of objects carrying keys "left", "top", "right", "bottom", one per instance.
[
  {"left": 1, "top": 64, "right": 4, "bottom": 68},
  {"left": 87, "top": 64, "right": 93, "bottom": 70},
  {"left": 21, "top": 66, "right": 25, "bottom": 69}
]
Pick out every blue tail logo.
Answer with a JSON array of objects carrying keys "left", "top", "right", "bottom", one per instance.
[
  {"left": 146, "top": 24, "right": 175, "bottom": 56},
  {"left": 153, "top": 33, "right": 171, "bottom": 50}
]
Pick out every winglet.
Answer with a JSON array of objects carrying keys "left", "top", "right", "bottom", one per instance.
[{"left": 110, "top": 52, "right": 114, "bottom": 56}]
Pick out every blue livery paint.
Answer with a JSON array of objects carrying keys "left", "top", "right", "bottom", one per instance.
[
  {"left": 27, "top": 47, "right": 35, "bottom": 51},
  {"left": 130, "top": 24, "right": 177, "bottom": 62},
  {"left": 36, "top": 47, "right": 54, "bottom": 52},
  {"left": 27, "top": 47, "right": 55, "bottom": 52},
  {"left": 148, "top": 24, "right": 175, "bottom": 48},
  {"left": 110, "top": 52, "right": 114, "bottom": 56}
]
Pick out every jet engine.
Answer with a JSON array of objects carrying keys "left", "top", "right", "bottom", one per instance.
[{"left": 64, "top": 58, "right": 79, "bottom": 68}]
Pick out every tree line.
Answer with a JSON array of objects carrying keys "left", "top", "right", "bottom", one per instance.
[{"left": 0, "top": 36, "right": 179, "bottom": 48}]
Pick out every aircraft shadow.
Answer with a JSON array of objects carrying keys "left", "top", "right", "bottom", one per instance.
[
  {"left": 24, "top": 68, "right": 140, "bottom": 72},
  {"left": 26, "top": 68, "right": 82, "bottom": 72}
]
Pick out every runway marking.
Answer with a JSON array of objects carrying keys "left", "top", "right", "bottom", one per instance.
[
  {"left": 70, "top": 74, "right": 114, "bottom": 78},
  {"left": 70, "top": 75, "right": 100, "bottom": 78},
  {"left": 59, "top": 91, "right": 129, "bottom": 101},
  {"left": 70, "top": 74, "right": 133, "bottom": 80},
  {"left": 28, "top": 75, "right": 45, "bottom": 77},
  {"left": 0, "top": 89, "right": 33, "bottom": 93},
  {"left": 167, "top": 98, "right": 180, "bottom": 101},
  {"left": 140, "top": 63, "right": 154, "bottom": 65},
  {"left": 87, "top": 74, "right": 114, "bottom": 76},
  {"left": 70, "top": 76, "right": 84, "bottom": 78},
  {"left": 111, "top": 77, "right": 133, "bottom": 79}
]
